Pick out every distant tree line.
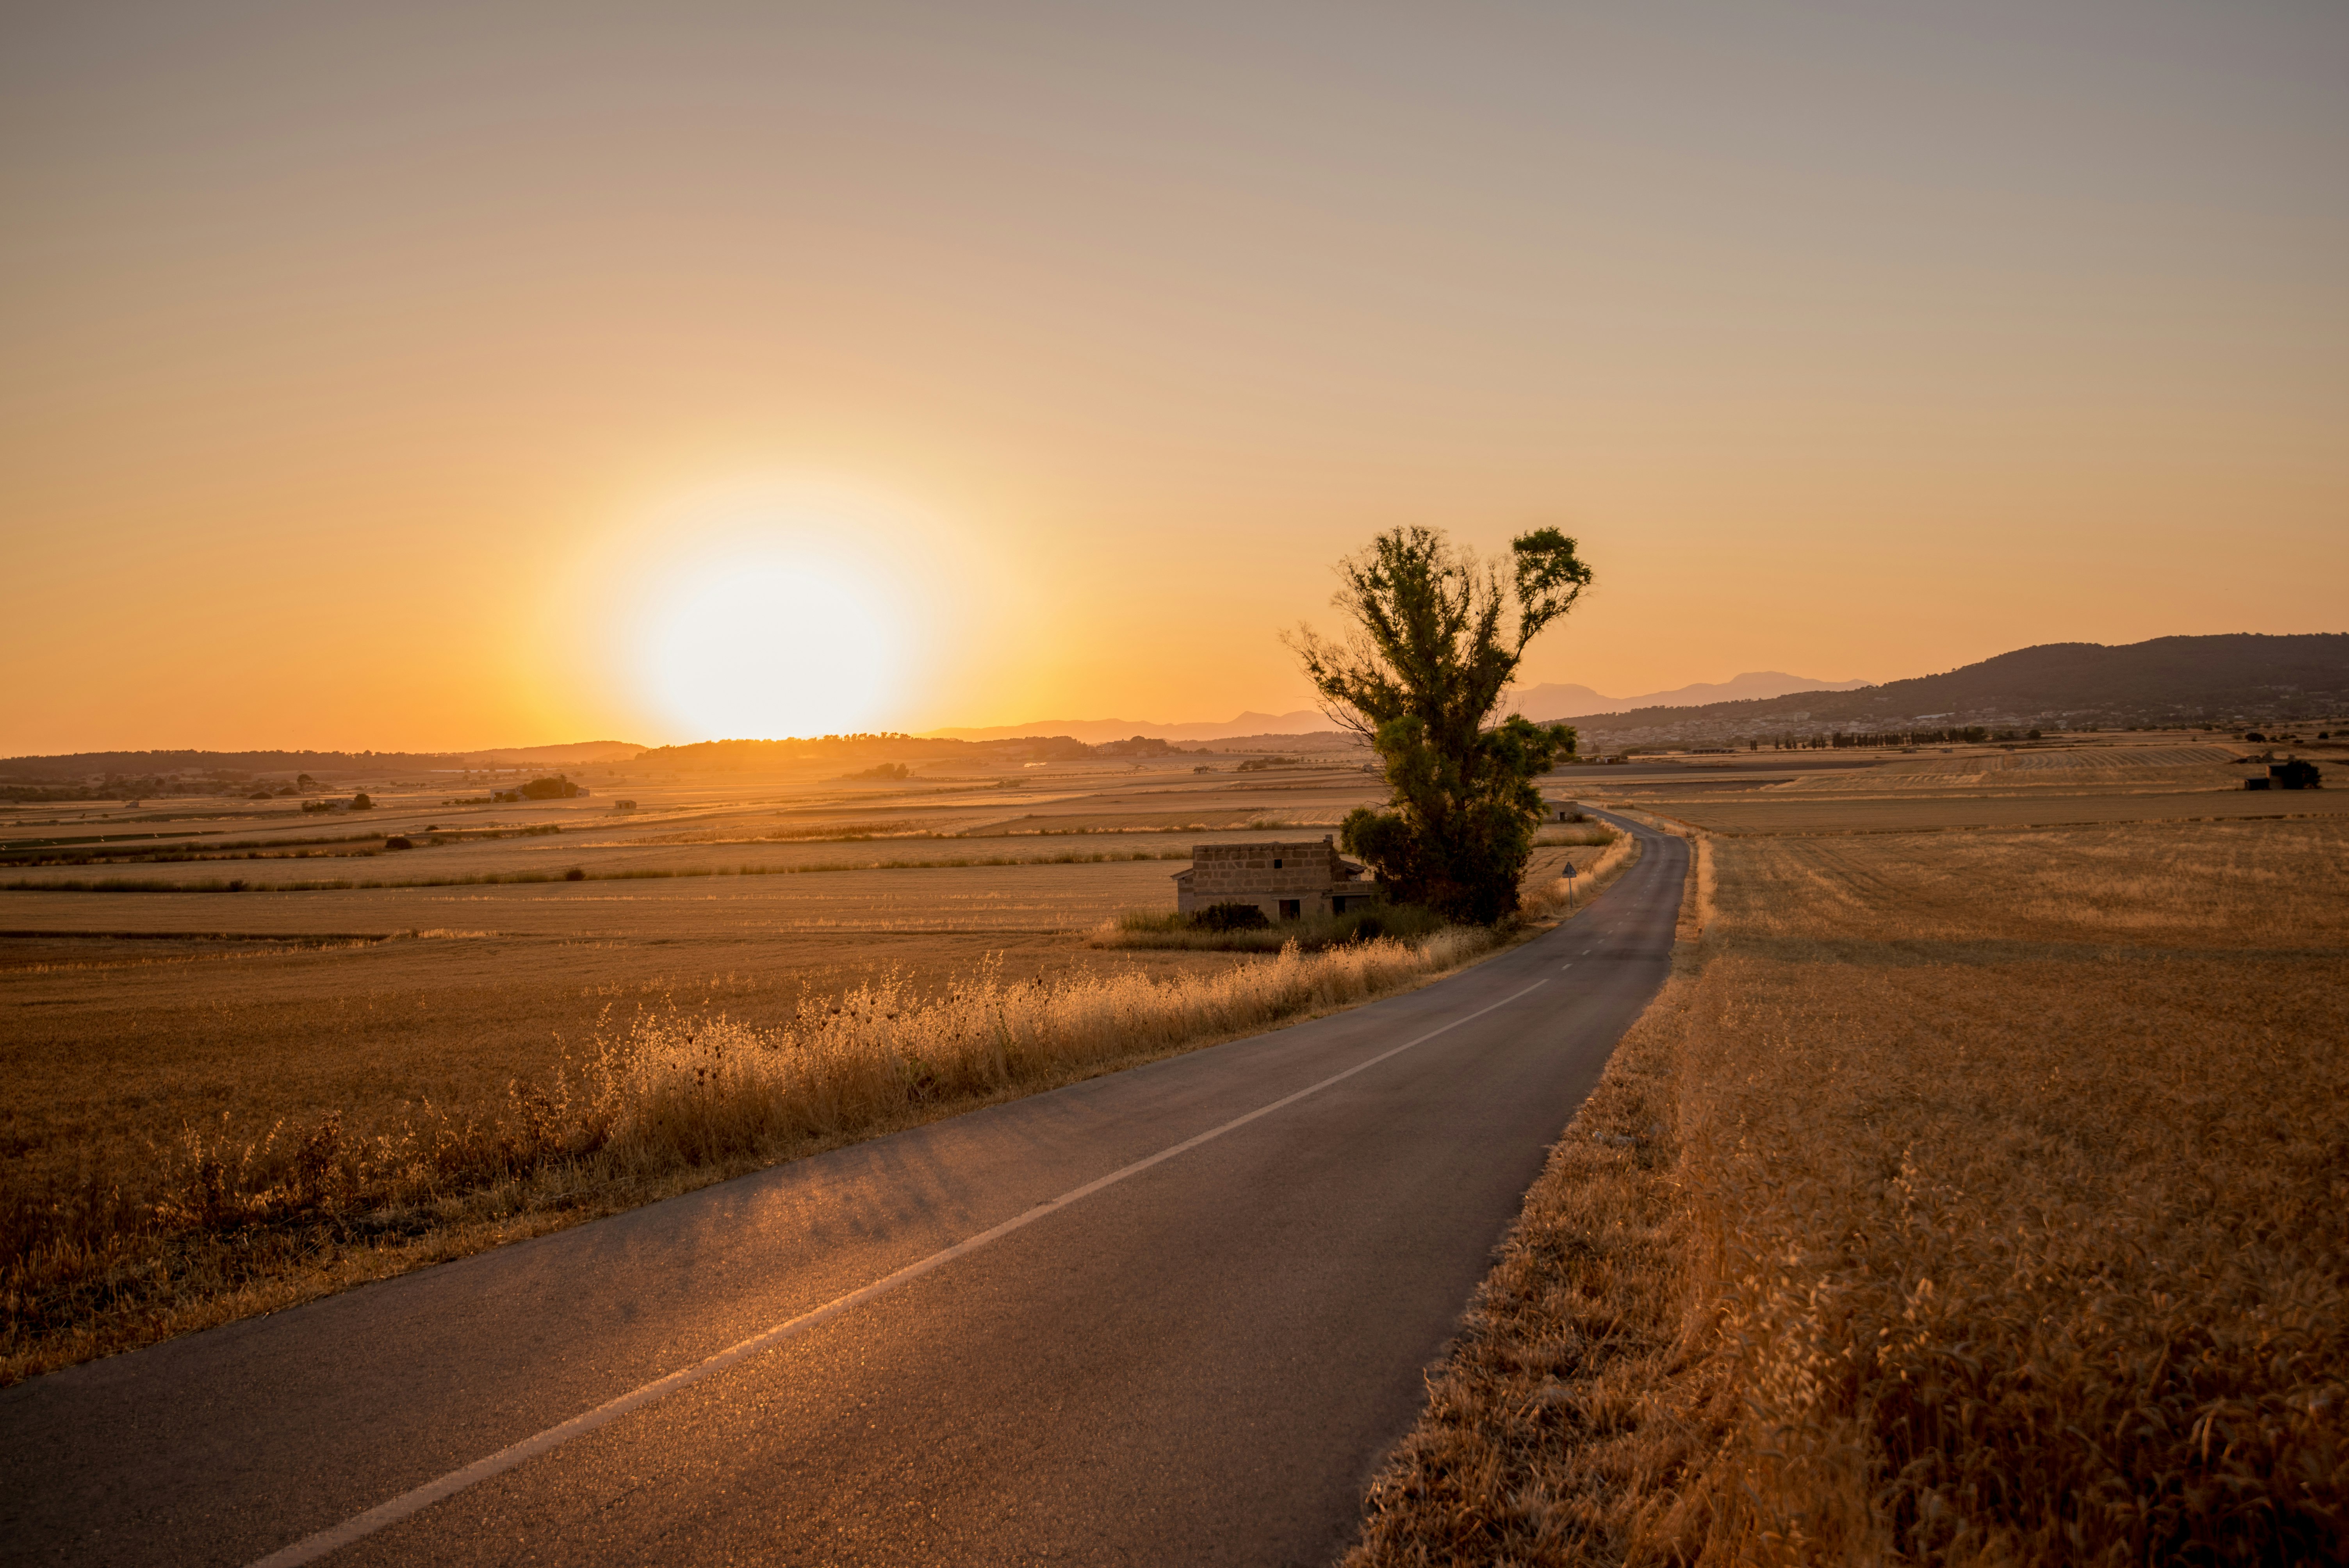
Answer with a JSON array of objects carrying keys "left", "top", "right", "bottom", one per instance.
[
  {"left": 1750, "top": 726, "right": 2040, "bottom": 751},
  {"left": 1, "top": 771, "right": 257, "bottom": 802}
]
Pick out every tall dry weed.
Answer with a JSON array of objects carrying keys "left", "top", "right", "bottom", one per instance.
[{"left": 597, "top": 935, "right": 1488, "bottom": 1169}]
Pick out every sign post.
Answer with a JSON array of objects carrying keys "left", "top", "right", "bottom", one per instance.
[{"left": 1564, "top": 860, "right": 1578, "bottom": 913}]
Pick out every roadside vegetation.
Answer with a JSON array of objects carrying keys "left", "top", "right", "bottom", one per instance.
[
  {"left": 1349, "top": 815, "right": 2348, "bottom": 1565},
  {"left": 1, "top": 921, "right": 1507, "bottom": 1384},
  {"left": 1091, "top": 901, "right": 1450, "bottom": 953},
  {"left": 1533, "top": 820, "right": 1617, "bottom": 846}
]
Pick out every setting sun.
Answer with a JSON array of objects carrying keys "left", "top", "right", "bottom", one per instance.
[{"left": 639, "top": 555, "right": 898, "bottom": 739}]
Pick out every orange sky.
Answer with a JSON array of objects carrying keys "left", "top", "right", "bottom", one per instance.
[{"left": 5, "top": 2, "right": 2345, "bottom": 754}]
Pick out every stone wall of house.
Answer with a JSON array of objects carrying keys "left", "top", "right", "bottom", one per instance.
[
  {"left": 1186, "top": 839, "right": 1346, "bottom": 898},
  {"left": 1176, "top": 837, "right": 1376, "bottom": 917}
]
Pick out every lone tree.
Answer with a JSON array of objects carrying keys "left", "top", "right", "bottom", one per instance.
[{"left": 1287, "top": 526, "right": 1593, "bottom": 923}]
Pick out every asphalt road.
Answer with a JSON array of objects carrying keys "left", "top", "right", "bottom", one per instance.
[{"left": 2, "top": 812, "right": 1686, "bottom": 1568}]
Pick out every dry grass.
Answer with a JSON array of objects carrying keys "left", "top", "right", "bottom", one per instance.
[
  {"left": 1517, "top": 830, "right": 1640, "bottom": 922},
  {"left": 1535, "top": 823, "right": 1623, "bottom": 847},
  {"left": 0, "top": 923, "right": 1498, "bottom": 1385},
  {"left": 1350, "top": 815, "right": 2349, "bottom": 1565},
  {"left": 587, "top": 933, "right": 1487, "bottom": 1164},
  {"left": 1090, "top": 902, "right": 1453, "bottom": 953}
]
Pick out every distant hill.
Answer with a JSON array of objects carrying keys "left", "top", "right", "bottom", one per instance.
[
  {"left": 487, "top": 741, "right": 645, "bottom": 764},
  {"left": 0, "top": 742, "right": 643, "bottom": 784},
  {"left": 1506, "top": 671, "right": 1870, "bottom": 722},
  {"left": 927, "top": 710, "right": 1340, "bottom": 745},
  {"left": 929, "top": 678, "right": 1874, "bottom": 742},
  {"left": 1570, "top": 634, "right": 2349, "bottom": 741}
]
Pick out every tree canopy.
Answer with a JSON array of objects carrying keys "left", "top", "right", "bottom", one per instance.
[{"left": 1287, "top": 526, "right": 1593, "bottom": 923}]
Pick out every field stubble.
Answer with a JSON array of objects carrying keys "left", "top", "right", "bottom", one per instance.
[
  {"left": 0, "top": 798, "right": 1626, "bottom": 1385},
  {"left": 1351, "top": 815, "right": 2348, "bottom": 1565},
  {"left": 1588, "top": 741, "right": 2345, "bottom": 839}
]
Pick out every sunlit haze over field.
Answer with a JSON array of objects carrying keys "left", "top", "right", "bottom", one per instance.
[{"left": 4, "top": 1, "right": 2345, "bottom": 752}]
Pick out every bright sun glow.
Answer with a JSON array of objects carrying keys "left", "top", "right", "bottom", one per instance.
[{"left": 641, "top": 557, "right": 899, "bottom": 739}]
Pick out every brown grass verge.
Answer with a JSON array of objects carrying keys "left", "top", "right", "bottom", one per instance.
[
  {"left": 1349, "top": 816, "right": 2349, "bottom": 1565},
  {"left": 1346, "top": 956, "right": 1732, "bottom": 1564},
  {"left": 1088, "top": 902, "right": 1451, "bottom": 953}
]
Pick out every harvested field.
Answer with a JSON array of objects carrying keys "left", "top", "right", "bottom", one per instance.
[
  {"left": 1350, "top": 809, "right": 2349, "bottom": 1564},
  {"left": 0, "top": 819, "right": 1354, "bottom": 893},
  {"left": 0, "top": 841, "right": 1203, "bottom": 892},
  {"left": 0, "top": 758, "right": 1386, "bottom": 868},
  {"left": 1605, "top": 788, "right": 2349, "bottom": 835},
  {"left": 0, "top": 756, "right": 1594, "bottom": 1386},
  {"left": 0, "top": 927, "right": 1256, "bottom": 1199},
  {"left": 0, "top": 851, "right": 1258, "bottom": 939},
  {"left": 1583, "top": 740, "right": 2344, "bottom": 835},
  {"left": 1764, "top": 741, "right": 2244, "bottom": 793}
]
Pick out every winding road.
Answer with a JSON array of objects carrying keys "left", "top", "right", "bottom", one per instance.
[{"left": 2, "top": 810, "right": 1684, "bottom": 1567}]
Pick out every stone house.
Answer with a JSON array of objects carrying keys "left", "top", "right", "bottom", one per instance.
[
  {"left": 1173, "top": 837, "right": 1375, "bottom": 921},
  {"left": 2247, "top": 759, "right": 2323, "bottom": 791}
]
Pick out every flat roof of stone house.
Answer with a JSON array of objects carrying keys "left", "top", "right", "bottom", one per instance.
[{"left": 1171, "top": 838, "right": 1370, "bottom": 881}]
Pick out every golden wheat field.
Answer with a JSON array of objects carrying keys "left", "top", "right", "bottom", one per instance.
[
  {"left": 1350, "top": 803, "right": 2348, "bottom": 1564},
  {"left": 2, "top": 756, "right": 1639, "bottom": 1385}
]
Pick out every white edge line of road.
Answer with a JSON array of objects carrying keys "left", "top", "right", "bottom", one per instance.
[{"left": 246, "top": 974, "right": 1556, "bottom": 1568}]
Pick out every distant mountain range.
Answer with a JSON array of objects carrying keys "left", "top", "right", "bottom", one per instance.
[
  {"left": 0, "top": 741, "right": 644, "bottom": 784},
  {"left": 921, "top": 638, "right": 2346, "bottom": 750},
  {"left": 1569, "top": 634, "right": 2349, "bottom": 739},
  {"left": 926, "top": 711, "right": 1343, "bottom": 745},
  {"left": 924, "top": 674, "right": 1870, "bottom": 744},
  {"left": 1504, "top": 671, "right": 1870, "bottom": 722}
]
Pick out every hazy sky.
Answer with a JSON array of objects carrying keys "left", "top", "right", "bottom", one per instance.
[{"left": 6, "top": 0, "right": 2344, "bottom": 752}]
